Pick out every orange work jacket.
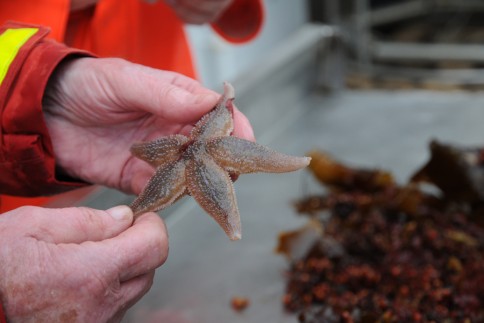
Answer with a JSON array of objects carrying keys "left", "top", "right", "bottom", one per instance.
[{"left": 0, "top": 0, "right": 264, "bottom": 212}]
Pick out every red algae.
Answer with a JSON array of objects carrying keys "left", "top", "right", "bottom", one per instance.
[{"left": 278, "top": 142, "right": 484, "bottom": 322}]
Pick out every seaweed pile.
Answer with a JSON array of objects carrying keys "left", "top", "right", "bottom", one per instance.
[{"left": 277, "top": 141, "right": 484, "bottom": 322}]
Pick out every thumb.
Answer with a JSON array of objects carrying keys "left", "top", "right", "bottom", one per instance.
[
  {"left": 154, "top": 85, "right": 219, "bottom": 123},
  {"left": 20, "top": 205, "right": 134, "bottom": 244},
  {"left": 110, "top": 62, "right": 219, "bottom": 123}
]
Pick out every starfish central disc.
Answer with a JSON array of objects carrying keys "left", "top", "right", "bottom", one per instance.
[{"left": 130, "top": 82, "right": 311, "bottom": 240}]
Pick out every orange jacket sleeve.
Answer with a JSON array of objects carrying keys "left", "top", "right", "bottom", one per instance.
[{"left": 0, "top": 22, "right": 90, "bottom": 197}]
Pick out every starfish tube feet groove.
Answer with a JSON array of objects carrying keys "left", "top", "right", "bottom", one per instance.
[{"left": 130, "top": 82, "right": 311, "bottom": 240}]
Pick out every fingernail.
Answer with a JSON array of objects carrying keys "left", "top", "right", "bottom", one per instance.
[{"left": 106, "top": 205, "right": 133, "bottom": 220}]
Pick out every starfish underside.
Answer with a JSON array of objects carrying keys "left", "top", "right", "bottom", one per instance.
[{"left": 130, "top": 82, "right": 311, "bottom": 240}]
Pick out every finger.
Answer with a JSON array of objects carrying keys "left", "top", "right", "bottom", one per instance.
[
  {"left": 232, "top": 106, "right": 255, "bottom": 142},
  {"left": 115, "top": 64, "right": 219, "bottom": 122},
  {"left": 130, "top": 162, "right": 157, "bottom": 194},
  {"left": 94, "top": 212, "right": 169, "bottom": 281},
  {"left": 109, "top": 270, "right": 155, "bottom": 322},
  {"left": 119, "top": 270, "right": 155, "bottom": 312},
  {"left": 153, "top": 84, "right": 218, "bottom": 123},
  {"left": 18, "top": 205, "right": 134, "bottom": 244}
]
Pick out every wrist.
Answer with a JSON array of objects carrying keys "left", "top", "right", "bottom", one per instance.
[{"left": 42, "top": 57, "right": 89, "bottom": 183}]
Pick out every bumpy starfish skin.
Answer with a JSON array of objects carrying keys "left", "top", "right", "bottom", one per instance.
[{"left": 130, "top": 82, "right": 311, "bottom": 240}]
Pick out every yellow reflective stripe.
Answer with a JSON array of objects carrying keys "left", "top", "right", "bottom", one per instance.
[{"left": 0, "top": 28, "right": 38, "bottom": 86}]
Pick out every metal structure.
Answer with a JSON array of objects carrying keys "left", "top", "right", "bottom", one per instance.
[
  {"left": 369, "top": 0, "right": 484, "bottom": 63},
  {"left": 320, "top": 0, "right": 484, "bottom": 86}
]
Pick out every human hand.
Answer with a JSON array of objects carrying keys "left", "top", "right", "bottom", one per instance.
[
  {"left": 0, "top": 205, "right": 167, "bottom": 322},
  {"left": 43, "top": 57, "right": 254, "bottom": 194},
  {"left": 164, "top": 0, "right": 233, "bottom": 24}
]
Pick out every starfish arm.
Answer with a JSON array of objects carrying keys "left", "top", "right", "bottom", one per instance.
[
  {"left": 130, "top": 134, "right": 188, "bottom": 168},
  {"left": 206, "top": 137, "right": 311, "bottom": 174},
  {"left": 190, "top": 82, "right": 234, "bottom": 140},
  {"left": 130, "top": 161, "right": 187, "bottom": 216},
  {"left": 186, "top": 153, "right": 241, "bottom": 240}
]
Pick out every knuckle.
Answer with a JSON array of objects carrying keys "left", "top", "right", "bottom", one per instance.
[
  {"left": 98, "top": 58, "right": 129, "bottom": 81},
  {"left": 14, "top": 205, "right": 42, "bottom": 219},
  {"left": 75, "top": 207, "right": 95, "bottom": 222},
  {"left": 103, "top": 57, "right": 128, "bottom": 69},
  {"left": 14, "top": 205, "right": 38, "bottom": 214},
  {"left": 83, "top": 268, "right": 114, "bottom": 297},
  {"left": 11, "top": 206, "right": 50, "bottom": 237},
  {"left": 73, "top": 207, "right": 106, "bottom": 235}
]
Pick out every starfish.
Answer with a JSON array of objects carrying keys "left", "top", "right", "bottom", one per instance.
[{"left": 130, "top": 82, "right": 311, "bottom": 240}]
